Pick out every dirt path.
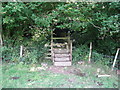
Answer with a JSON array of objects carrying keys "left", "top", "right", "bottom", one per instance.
[{"left": 47, "top": 66, "right": 86, "bottom": 77}]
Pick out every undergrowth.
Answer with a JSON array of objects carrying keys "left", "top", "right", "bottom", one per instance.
[
  {"left": 72, "top": 44, "right": 116, "bottom": 68},
  {"left": 1, "top": 39, "right": 48, "bottom": 64}
]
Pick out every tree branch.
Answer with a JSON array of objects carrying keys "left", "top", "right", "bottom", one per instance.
[{"left": 89, "top": 21, "right": 101, "bottom": 29}]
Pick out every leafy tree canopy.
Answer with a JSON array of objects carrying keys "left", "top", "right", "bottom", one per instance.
[{"left": 2, "top": 2, "right": 120, "bottom": 54}]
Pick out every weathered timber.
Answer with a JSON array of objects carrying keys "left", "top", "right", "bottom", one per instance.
[
  {"left": 52, "top": 37, "right": 69, "bottom": 40},
  {"left": 88, "top": 42, "right": 92, "bottom": 63},
  {"left": 45, "top": 57, "right": 51, "bottom": 60},
  {"left": 53, "top": 43, "right": 67, "bottom": 46},
  {"left": 54, "top": 54, "right": 70, "bottom": 57},
  {"left": 54, "top": 57, "right": 70, "bottom": 62},
  {"left": 50, "top": 30, "right": 72, "bottom": 66},
  {"left": 48, "top": 49, "right": 52, "bottom": 51},
  {"left": 54, "top": 50, "right": 69, "bottom": 54},
  {"left": 53, "top": 49, "right": 69, "bottom": 52},
  {"left": 70, "top": 40, "right": 72, "bottom": 61},
  {"left": 51, "top": 30, "right": 54, "bottom": 62},
  {"left": 46, "top": 53, "right": 52, "bottom": 55},
  {"left": 20, "top": 45, "right": 23, "bottom": 57},
  {"left": 112, "top": 48, "right": 120, "bottom": 71},
  {"left": 97, "top": 75, "right": 111, "bottom": 77},
  {"left": 54, "top": 61, "right": 72, "bottom": 66}
]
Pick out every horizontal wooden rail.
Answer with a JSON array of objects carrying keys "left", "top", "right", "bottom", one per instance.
[
  {"left": 52, "top": 37, "right": 69, "bottom": 40},
  {"left": 53, "top": 43, "right": 67, "bottom": 46},
  {"left": 45, "top": 57, "right": 51, "bottom": 59}
]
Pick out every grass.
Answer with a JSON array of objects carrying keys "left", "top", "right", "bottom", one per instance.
[{"left": 2, "top": 62, "right": 119, "bottom": 88}]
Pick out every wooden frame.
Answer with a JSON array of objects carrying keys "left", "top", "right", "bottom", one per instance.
[{"left": 50, "top": 30, "right": 72, "bottom": 66}]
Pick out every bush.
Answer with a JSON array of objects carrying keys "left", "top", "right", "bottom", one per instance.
[
  {"left": 92, "top": 51, "right": 113, "bottom": 66},
  {"left": 1, "top": 46, "right": 20, "bottom": 63},
  {"left": 2, "top": 39, "right": 48, "bottom": 64},
  {"left": 72, "top": 45, "right": 89, "bottom": 63},
  {"left": 72, "top": 45, "right": 113, "bottom": 66},
  {"left": 22, "top": 45, "right": 47, "bottom": 64}
]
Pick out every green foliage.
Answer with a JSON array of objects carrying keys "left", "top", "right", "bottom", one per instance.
[
  {"left": 1, "top": 46, "right": 20, "bottom": 63},
  {"left": 73, "top": 45, "right": 113, "bottom": 66},
  {"left": 72, "top": 45, "right": 89, "bottom": 63},
  {"left": 2, "top": 38, "right": 47, "bottom": 64},
  {"left": 95, "top": 38, "right": 119, "bottom": 55},
  {"left": 2, "top": 2, "right": 120, "bottom": 39},
  {"left": 22, "top": 45, "right": 47, "bottom": 64},
  {"left": 2, "top": 2, "right": 120, "bottom": 64}
]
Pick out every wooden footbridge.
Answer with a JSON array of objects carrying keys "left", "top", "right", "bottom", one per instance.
[{"left": 45, "top": 30, "right": 72, "bottom": 66}]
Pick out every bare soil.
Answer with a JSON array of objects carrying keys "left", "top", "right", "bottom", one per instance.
[{"left": 47, "top": 66, "right": 86, "bottom": 77}]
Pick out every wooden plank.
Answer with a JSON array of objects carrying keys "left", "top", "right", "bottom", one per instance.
[
  {"left": 45, "top": 57, "right": 51, "bottom": 59},
  {"left": 51, "top": 30, "right": 54, "bottom": 62},
  {"left": 53, "top": 43, "right": 67, "bottom": 46},
  {"left": 53, "top": 49, "right": 69, "bottom": 54},
  {"left": 112, "top": 48, "right": 120, "bottom": 71},
  {"left": 53, "top": 48, "right": 69, "bottom": 51},
  {"left": 88, "top": 42, "right": 92, "bottom": 63},
  {"left": 52, "top": 37, "right": 69, "bottom": 40},
  {"left": 54, "top": 61, "right": 72, "bottom": 66},
  {"left": 44, "top": 44, "right": 51, "bottom": 47},
  {"left": 70, "top": 40, "right": 72, "bottom": 61},
  {"left": 55, "top": 54, "right": 70, "bottom": 57},
  {"left": 20, "top": 45, "right": 23, "bottom": 57},
  {"left": 48, "top": 49, "right": 52, "bottom": 51},
  {"left": 46, "top": 53, "right": 51, "bottom": 55},
  {"left": 97, "top": 75, "right": 111, "bottom": 77},
  {"left": 54, "top": 51, "right": 69, "bottom": 54},
  {"left": 54, "top": 57, "right": 70, "bottom": 62}
]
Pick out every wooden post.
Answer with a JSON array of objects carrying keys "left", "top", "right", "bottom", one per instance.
[
  {"left": 20, "top": 45, "right": 23, "bottom": 57},
  {"left": 88, "top": 42, "right": 92, "bottom": 63},
  {"left": 70, "top": 40, "right": 72, "bottom": 61},
  {"left": 0, "top": 33, "right": 3, "bottom": 46},
  {"left": 68, "top": 31, "right": 70, "bottom": 50},
  {"left": 51, "top": 30, "right": 54, "bottom": 62},
  {"left": 112, "top": 48, "right": 120, "bottom": 71}
]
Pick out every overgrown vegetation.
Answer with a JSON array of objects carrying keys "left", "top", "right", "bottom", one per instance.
[
  {"left": 1, "top": 2, "right": 119, "bottom": 88},
  {"left": 1, "top": 2, "right": 120, "bottom": 66}
]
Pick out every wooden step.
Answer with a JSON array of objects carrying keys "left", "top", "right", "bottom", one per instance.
[
  {"left": 52, "top": 37, "right": 69, "bottom": 40},
  {"left": 48, "top": 49, "right": 52, "bottom": 51},
  {"left": 54, "top": 54, "right": 70, "bottom": 58},
  {"left": 53, "top": 49, "right": 69, "bottom": 54},
  {"left": 54, "top": 57, "right": 70, "bottom": 62},
  {"left": 53, "top": 43, "right": 67, "bottom": 46},
  {"left": 44, "top": 44, "right": 51, "bottom": 47},
  {"left": 46, "top": 53, "right": 51, "bottom": 56},
  {"left": 54, "top": 61, "right": 72, "bottom": 66},
  {"left": 45, "top": 57, "right": 51, "bottom": 60},
  {"left": 53, "top": 48, "right": 69, "bottom": 51}
]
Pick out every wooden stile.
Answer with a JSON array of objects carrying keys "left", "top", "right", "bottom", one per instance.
[{"left": 49, "top": 30, "right": 72, "bottom": 66}]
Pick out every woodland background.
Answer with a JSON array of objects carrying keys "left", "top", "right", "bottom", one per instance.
[{"left": 1, "top": 2, "right": 120, "bottom": 67}]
